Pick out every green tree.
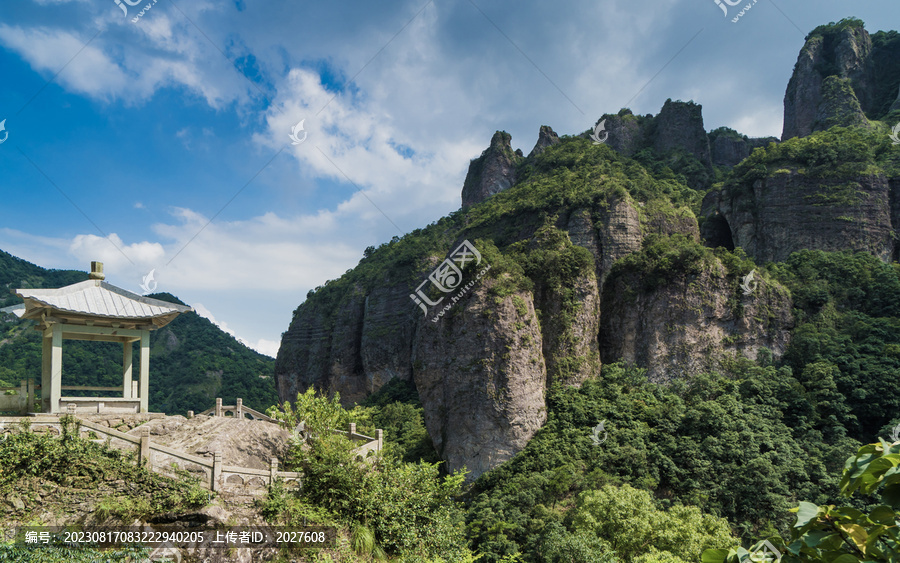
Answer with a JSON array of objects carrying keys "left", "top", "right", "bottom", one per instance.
[
  {"left": 568, "top": 484, "right": 737, "bottom": 563},
  {"left": 267, "top": 388, "right": 475, "bottom": 562},
  {"left": 704, "top": 440, "right": 900, "bottom": 562}
]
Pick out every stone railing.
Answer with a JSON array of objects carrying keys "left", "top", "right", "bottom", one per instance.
[
  {"left": 193, "top": 398, "right": 277, "bottom": 423},
  {"left": 0, "top": 412, "right": 300, "bottom": 494},
  {"left": 333, "top": 423, "right": 384, "bottom": 460},
  {"left": 59, "top": 381, "right": 141, "bottom": 414},
  {"left": 0, "top": 380, "right": 38, "bottom": 414},
  {"left": 196, "top": 398, "right": 384, "bottom": 459}
]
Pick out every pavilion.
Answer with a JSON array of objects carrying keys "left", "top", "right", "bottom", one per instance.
[{"left": 7, "top": 262, "right": 192, "bottom": 414}]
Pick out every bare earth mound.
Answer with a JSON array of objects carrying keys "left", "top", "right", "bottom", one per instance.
[{"left": 124, "top": 415, "right": 292, "bottom": 470}]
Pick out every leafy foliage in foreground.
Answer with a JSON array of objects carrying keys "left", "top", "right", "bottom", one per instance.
[
  {"left": 0, "top": 541, "right": 149, "bottom": 562},
  {"left": 705, "top": 440, "right": 900, "bottom": 562},
  {"left": 0, "top": 417, "right": 209, "bottom": 519},
  {"left": 264, "top": 388, "right": 474, "bottom": 562},
  {"left": 354, "top": 378, "right": 440, "bottom": 464},
  {"left": 567, "top": 484, "right": 735, "bottom": 563}
]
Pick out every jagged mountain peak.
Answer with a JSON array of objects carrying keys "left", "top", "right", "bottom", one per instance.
[{"left": 783, "top": 17, "right": 900, "bottom": 139}]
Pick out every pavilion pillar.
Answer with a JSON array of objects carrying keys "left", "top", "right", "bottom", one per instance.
[
  {"left": 49, "top": 323, "right": 62, "bottom": 414},
  {"left": 41, "top": 333, "right": 52, "bottom": 413},
  {"left": 139, "top": 330, "right": 150, "bottom": 413},
  {"left": 122, "top": 341, "right": 133, "bottom": 399}
]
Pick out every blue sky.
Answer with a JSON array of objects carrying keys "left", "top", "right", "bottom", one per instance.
[{"left": 0, "top": 0, "right": 896, "bottom": 356}]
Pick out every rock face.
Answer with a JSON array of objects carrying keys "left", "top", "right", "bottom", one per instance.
[
  {"left": 710, "top": 134, "right": 777, "bottom": 168},
  {"left": 710, "top": 135, "right": 749, "bottom": 168},
  {"left": 272, "top": 19, "right": 900, "bottom": 484},
  {"left": 275, "top": 282, "right": 415, "bottom": 406},
  {"left": 461, "top": 131, "right": 523, "bottom": 207},
  {"left": 892, "top": 178, "right": 900, "bottom": 261},
  {"left": 891, "top": 87, "right": 900, "bottom": 112},
  {"left": 782, "top": 23, "right": 889, "bottom": 139},
  {"left": 274, "top": 196, "right": 706, "bottom": 480},
  {"left": 275, "top": 287, "right": 367, "bottom": 405},
  {"left": 813, "top": 76, "right": 870, "bottom": 131},
  {"left": 602, "top": 110, "right": 647, "bottom": 157},
  {"left": 127, "top": 415, "right": 292, "bottom": 471},
  {"left": 652, "top": 99, "right": 713, "bottom": 170},
  {"left": 413, "top": 281, "right": 547, "bottom": 478},
  {"left": 700, "top": 21, "right": 900, "bottom": 262},
  {"left": 600, "top": 260, "right": 794, "bottom": 383},
  {"left": 528, "top": 125, "right": 561, "bottom": 158},
  {"left": 701, "top": 171, "right": 896, "bottom": 263},
  {"left": 598, "top": 102, "right": 713, "bottom": 169}
]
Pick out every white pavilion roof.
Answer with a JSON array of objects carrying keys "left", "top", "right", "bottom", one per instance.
[{"left": 13, "top": 280, "right": 192, "bottom": 327}]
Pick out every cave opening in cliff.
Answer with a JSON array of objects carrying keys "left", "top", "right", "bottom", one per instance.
[{"left": 704, "top": 215, "right": 735, "bottom": 251}]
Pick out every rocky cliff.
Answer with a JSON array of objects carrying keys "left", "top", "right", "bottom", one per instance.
[
  {"left": 651, "top": 99, "right": 713, "bottom": 170},
  {"left": 276, "top": 134, "right": 791, "bottom": 479},
  {"left": 461, "top": 131, "right": 523, "bottom": 207},
  {"left": 528, "top": 125, "right": 560, "bottom": 158},
  {"left": 601, "top": 109, "right": 649, "bottom": 158},
  {"left": 783, "top": 19, "right": 900, "bottom": 139},
  {"left": 600, "top": 238, "right": 793, "bottom": 382},
  {"left": 709, "top": 128, "right": 778, "bottom": 168},
  {"left": 597, "top": 102, "right": 713, "bottom": 169},
  {"left": 700, "top": 126, "right": 900, "bottom": 264},
  {"left": 276, "top": 19, "right": 900, "bottom": 480},
  {"left": 413, "top": 278, "right": 548, "bottom": 477},
  {"left": 701, "top": 171, "right": 897, "bottom": 264}
]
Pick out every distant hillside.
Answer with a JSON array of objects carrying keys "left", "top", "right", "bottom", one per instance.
[
  {"left": 0, "top": 251, "right": 277, "bottom": 414},
  {"left": 0, "top": 249, "right": 89, "bottom": 308}
]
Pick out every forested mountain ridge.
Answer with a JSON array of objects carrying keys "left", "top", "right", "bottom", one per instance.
[
  {"left": 0, "top": 250, "right": 277, "bottom": 414},
  {"left": 275, "top": 17, "right": 900, "bottom": 487}
]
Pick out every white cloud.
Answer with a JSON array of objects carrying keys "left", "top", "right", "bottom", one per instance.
[
  {"left": 68, "top": 233, "right": 165, "bottom": 270},
  {"left": 253, "top": 339, "right": 279, "bottom": 358},
  {"left": 47, "top": 205, "right": 360, "bottom": 294},
  {"left": 0, "top": 18, "right": 245, "bottom": 107},
  {"left": 0, "top": 228, "right": 75, "bottom": 270},
  {"left": 730, "top": 101, "right": 785, "bottom": 139},
  {"left": 193, "top": 301, "right": 244, "bottom": 345},
  {"left": 1, "top": 203, "right": 363, "bottom": 352}
]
